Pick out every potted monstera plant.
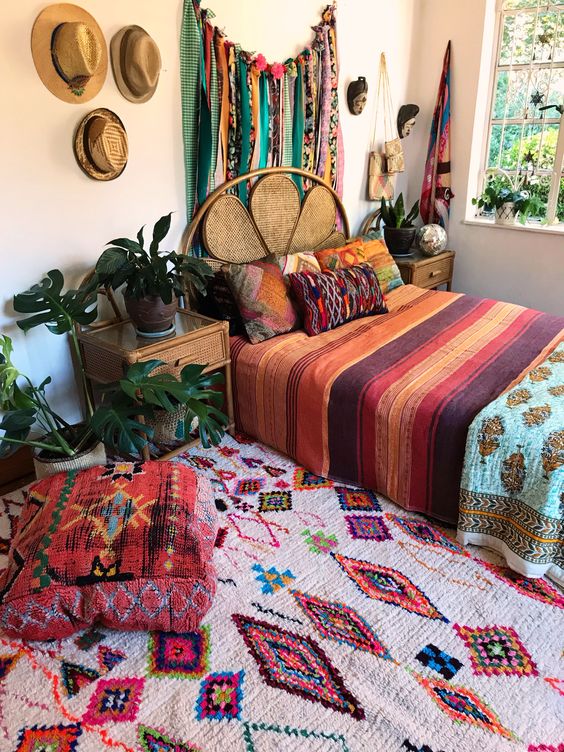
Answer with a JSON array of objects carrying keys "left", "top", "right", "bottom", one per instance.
[
  {"left": 378, "top": 194, "right": 420, "bottom": 256},
  {"left": 94, "top": 212, "right": 213, "bottom": 336},
  {"left": 4, "top": 270, "right": 227, "bottom": 478}
]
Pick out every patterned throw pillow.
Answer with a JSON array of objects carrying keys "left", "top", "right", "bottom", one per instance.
[
  {"left": 277, "top": 251, "right": 321, "bottom": 276},
  {"left": 0, "top": 462, "right": 218, "bottom": 640},
  {"left": 223, "top": 255, "right": 299, "bottom": 344},
  {"left": 315, "top": 234, "right": 404, "bottom": 296},
  {"left": 289, "top": 263, "right": 387, "bottom": 336}
]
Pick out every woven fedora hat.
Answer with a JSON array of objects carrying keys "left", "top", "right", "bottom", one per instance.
[
  {"left": 110, "top": 25, "right": 161, "bottom": 103},
  {"left": 31, "top": 4, "right": 107, "bottom": 103},
  {"left": 74, "top": 108, "right": 128, "bottom": 180}
]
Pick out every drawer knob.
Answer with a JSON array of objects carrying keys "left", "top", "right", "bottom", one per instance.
[{"left": 430, "top": 270, "right": 441, "bottom": 277}]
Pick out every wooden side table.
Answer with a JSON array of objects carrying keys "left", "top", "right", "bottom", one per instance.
[
  {"left": 395, "top": 250, "right": 455, "bottom": 291},
  {"left": 77, "top": 309, "right": 234, "bottom": 460}
]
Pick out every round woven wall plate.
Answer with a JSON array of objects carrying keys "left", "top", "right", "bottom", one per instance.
[{"left": 73, "top": 108, "right": 128, "bottom": 181}]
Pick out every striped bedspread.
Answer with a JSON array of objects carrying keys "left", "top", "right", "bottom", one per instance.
[{"left": 231, "top": 285, "right": 563, "bottom": 523}]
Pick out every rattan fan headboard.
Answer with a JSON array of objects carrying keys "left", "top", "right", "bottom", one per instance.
[{"left": 180, "top": 167, "right": 350, "bottom": 267}]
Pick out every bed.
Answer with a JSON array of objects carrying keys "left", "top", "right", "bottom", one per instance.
[{"left": 183, "top": 167, "right": 563, "bottom": 528}]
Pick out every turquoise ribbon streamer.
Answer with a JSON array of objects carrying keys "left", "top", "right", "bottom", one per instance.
[
  {"left": 259, "top": 72, "right": 270, "bottom": 169},
  {"left": 196, "top": 20, "right": 212, "bottom": 207},
  {"left": 292, "top": 62, "right": 305, "bottom": 197},
  {"left": 238, "top": 56, "right": 252, "bottom": 203}
]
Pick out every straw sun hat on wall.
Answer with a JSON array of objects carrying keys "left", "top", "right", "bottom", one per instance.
[
  {"left": 110, "top": 26, "right": 162, "bottom": 103},
  {"left": 74, "top": 108, "right": 128, "bottom": 181},
  {"left": 31, "top": 3, "right": 107, "bottom": 103}
]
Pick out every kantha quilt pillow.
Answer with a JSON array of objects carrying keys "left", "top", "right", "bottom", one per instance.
[
  {"left": 0, "top": 461, "right": 218, "bottom": 640},
  {"left": 223, "top": 254, "right": 299, "bottom": 344},
  {"left": 289, "top": 263, "right": 387, "bottom": 336},
  {"left": 315, "top": 233, "right": 404, "bottom": 296},
  {"left": 277, "top": 251, "right": 321, "bottom": 276}
]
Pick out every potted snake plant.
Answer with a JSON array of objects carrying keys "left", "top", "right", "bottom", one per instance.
[
  {"left": 94, "top": 212, "right": 213, "bottom": 337},
  {"left": 378, "top": 194, "right": 420, "bottom": 256}
]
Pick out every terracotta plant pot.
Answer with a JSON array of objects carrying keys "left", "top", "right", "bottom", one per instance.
[
  {"left": 33, "top": 440, "right": 107, "bottom": 480},
  {"left": 384, "top": 226, "right": 416, "bottom": 256},
  {"left": 124, "top": 295, "right": 178, "bottom": 336}
]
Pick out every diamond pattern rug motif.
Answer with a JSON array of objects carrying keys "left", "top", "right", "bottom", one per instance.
[{"left": 0, "top": 433, "right": 562, "bottom": 751}]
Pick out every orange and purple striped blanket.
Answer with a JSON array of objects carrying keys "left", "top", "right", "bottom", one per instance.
[{"left": 231, "top": 285, "right": 563, "bottom": 523}]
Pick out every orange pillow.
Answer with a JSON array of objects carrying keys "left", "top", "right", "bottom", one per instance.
[{"left": 315, "top": 236, "right": 404, "bottom": 296}]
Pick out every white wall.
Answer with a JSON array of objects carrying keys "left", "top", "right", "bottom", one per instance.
[
  {"left": 404, "top": 0, "right": 564, "bottom": 316},
  {"left": 0, "top": 0, "right": 416, "bottom": 420}
]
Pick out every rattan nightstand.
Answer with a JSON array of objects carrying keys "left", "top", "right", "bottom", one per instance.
[
  {"left": 395, "top": 250, "right": 455, "bottom": 291},
  {"left": 77, "top": 309, "right": 234, "bottom": 460}
]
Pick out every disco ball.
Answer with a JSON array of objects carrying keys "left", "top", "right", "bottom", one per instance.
[{"left": 416, "top": 224, "right": 448, "bottom": 256}]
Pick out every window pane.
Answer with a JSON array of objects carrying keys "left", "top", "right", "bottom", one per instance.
[
  {"left": 504, "top": 0, "right": 538, "bottom": 9},
  {"left": 548, "top": 67, "right": 563, "bottom": 106},
  {"left": 534, "top": 12, "right": 559, "bottom": 62},
  {"left": 525, "top": 174, "right": 552, "bottom": 220},
  {"left": 488, "top": 125, "right": 503, "bottom": 168},
  {"left": 556, "top": 12, "right": 564, "bottom": 61},
  {"left": 528, "top": 67, "right": 552, "bottom": 115},
  {"left": 558, "top": 176, "right": 564, "bottom": 221},
  {"left": 512, "top": 123, "right": 559, "bottom": 168},
  {"left": 500, "top": 124, "right": 526, "bottom": 167},
  {"left": 493, "top": 70, "right": 530, "bottom": 118}
]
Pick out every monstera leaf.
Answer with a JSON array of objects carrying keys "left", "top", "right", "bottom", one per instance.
[
  {"left": 0, "top": 408, "right": 38, "bottom": 458},
  {"left": 90, "top": 393, "right": 155, "bottom": 457},
  {"left": 92, "top": 360, "right": 228, "bottom": 455},
  {"left": 14, "top": 270, "right": 98, "bottom": 335}
]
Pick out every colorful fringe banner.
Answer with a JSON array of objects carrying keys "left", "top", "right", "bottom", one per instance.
[{"left": 180, "top": 1, "right": 344, "bottom": 235}]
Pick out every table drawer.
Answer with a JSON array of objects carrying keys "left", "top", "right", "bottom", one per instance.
[
  {"left": 151, "top": 331, "right": 227, "bottom": 373},
  {"left": 412, "top": 257, "right": 453, "bottom": 288}
]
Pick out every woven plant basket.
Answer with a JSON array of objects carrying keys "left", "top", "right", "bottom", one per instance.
[
  {"left": 146, "top": 406, "right": 193, "bottom": 444},
  {"left": 33, "top": 441, "right": 107, "bottom": 480}
]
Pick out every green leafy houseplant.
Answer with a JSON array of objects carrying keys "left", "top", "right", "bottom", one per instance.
[
  {"left": 472, "top": 170, "right": 545, "bottom": 225},
  {"left": 94, "top": 212, "right": 213, "bottom": 335},
  {"left": 377, "top": 193, "right": 420, "bottom": 256},
  {"left": 3, "top": 270, "right": 227, "bottom": 472},
  {"left": 0, "top": 338, "right": 227, "bottom": 463}
]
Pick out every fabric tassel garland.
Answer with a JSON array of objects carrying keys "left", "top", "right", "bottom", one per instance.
[{"left": 180, "top": 1, "right": 344, "bottom": 232}]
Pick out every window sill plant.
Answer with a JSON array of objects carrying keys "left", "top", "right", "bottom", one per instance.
[
  {"left": 2, "top": 270, "right": 227, "bottom": 478},
  {"left": 472, "top": 169, "right": 545, "bottom": 226},
  {"left": 93, "top": 212, "right": 213, "bottom": 337},
  {"left": 377, "top": 194, "right": 420, "bottom": 256}
]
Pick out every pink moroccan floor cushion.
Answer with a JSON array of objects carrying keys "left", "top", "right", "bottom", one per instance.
[{"left": 0, "top": 461, "right": 218, "bottom": 640}]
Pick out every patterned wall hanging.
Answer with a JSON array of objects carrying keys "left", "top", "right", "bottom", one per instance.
[{"left": 180, "top": 1, "right": 344, "bottom": 239}]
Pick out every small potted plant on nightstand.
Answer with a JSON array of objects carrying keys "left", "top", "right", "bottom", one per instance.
[
  {"left": 472, "top": 170, "right": 545, "bottom": 226},
  {"left": 94, "top": 212, "right": 213, "bottom": 337},
  {"left": 378, "top": 194, "right": 420, "bottom": 256}
]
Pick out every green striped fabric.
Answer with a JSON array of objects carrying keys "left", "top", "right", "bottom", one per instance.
[{"left": 180, "top": 0, "right": 201, "bottom": 222}]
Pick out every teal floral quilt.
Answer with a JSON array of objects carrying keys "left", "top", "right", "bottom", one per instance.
[{"left": 458, "top": 341, "right": 564, "bottom": 584}]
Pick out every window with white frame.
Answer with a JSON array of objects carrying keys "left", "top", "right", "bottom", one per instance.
[{"left": 480, "top": 0, "right": 564, "bottom": 225}]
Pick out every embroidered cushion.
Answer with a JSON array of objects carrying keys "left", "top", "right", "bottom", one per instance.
[
  {"left": 289, "top": 263, "right": 387, "bottom": 336},
  {"left": 223, "top": 255, "right": 299, "bottom": 344},
  {"left": 277, "top": 251, "right": 321, "bottom": 276},
  {"left": 315, "top": 233, "right": 404, "bottom": 296},
  {"left": 0, "top": 461, "right": 218, "bottom": 640}
]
